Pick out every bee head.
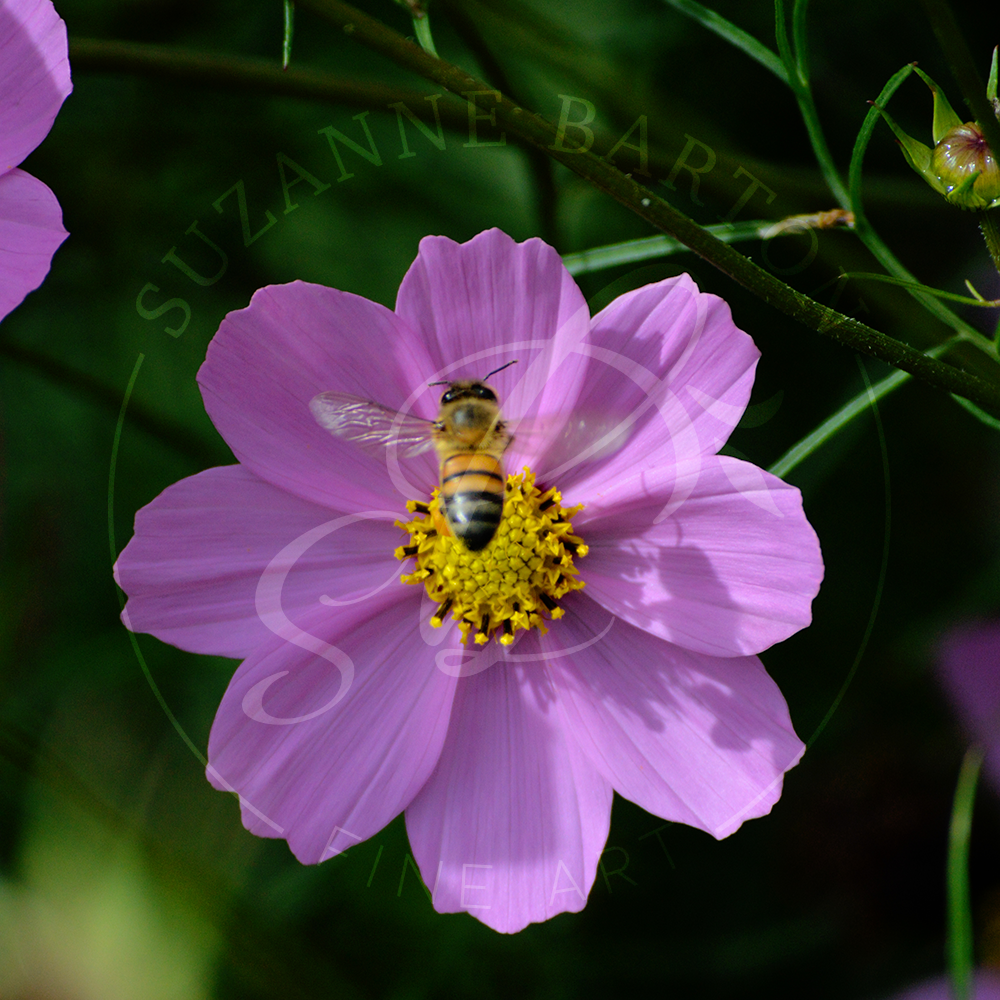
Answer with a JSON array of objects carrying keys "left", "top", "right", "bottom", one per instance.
[
  {"left": 439, "top": 381, "right": 497, "bottom": 406},
  {"left": 430, "top": 359, "right": 517, "bottom": 406}
]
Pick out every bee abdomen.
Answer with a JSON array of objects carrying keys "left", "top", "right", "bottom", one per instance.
[
  {"left": 440, "top": 454, "right": 505, "bottom": 551},
  {"left": 443, "top": 490, "right": 503, "bottom": 550}
]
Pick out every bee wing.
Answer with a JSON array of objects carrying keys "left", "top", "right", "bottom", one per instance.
[
  {"left": 506, "top": 412, "right": 633, "bottom": 466},
  {"left": 310, "top": 391, "right": 437, "bottom": 458}
]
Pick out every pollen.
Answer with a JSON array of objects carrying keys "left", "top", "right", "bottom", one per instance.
[{"left": 394, "top": 468, "right": 588, "bottom": 646}]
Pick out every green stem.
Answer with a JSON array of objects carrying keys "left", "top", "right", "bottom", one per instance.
[
  {"left": 283, "top": 0, "right": 295, "bottom": 68},
  {"left": 855, "top": 218, "right": 990, "bottom": 349},
  {"left": 947, "top": 745, "right": 983, "bottom": 1000},
  {"left": 792, "top": 85, "right": 850, "bottom": 208},
  {"left": 980, "top": 210, "right": 1000, "bottom": 282},
  {"left": 68, "top": 38, "right": 468, "bottom": 123},
  {"left": 802, "top": 358, "right": 890, "bottom": 748},
  {"left": 293, "top": 0, "right": 1000, "bottom": 416},
  {"left": 561, "top": 220, "right": 781, "bottom": 275},
  {"left": 790, "top": 0, "right": 811, "bottom": 81},
  {"left": 660, "top": 0, "right": 788, "bottom": 82},
  {"left": 775, "top": 0, "right": 849, "bottom": 206},
  {"left": 769, "top": 366, "right": 912, "bottom": 479}
]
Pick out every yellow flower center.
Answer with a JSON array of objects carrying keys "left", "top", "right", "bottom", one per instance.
[{"left": 394, "top": 469, "right": 588, "bottom": 646}]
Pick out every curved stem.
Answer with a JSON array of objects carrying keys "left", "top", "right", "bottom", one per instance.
[
  {"left": 294, "top": 0, "right": 1000, "bottom": 416},
  {"left": 947, "top": 745, "right": 983, "bottom": 1000}
]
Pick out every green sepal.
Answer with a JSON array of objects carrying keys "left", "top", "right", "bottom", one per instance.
[
  {"left": 947, "top": 169, "right": 982, "bottom": 206},
  {"left": 912, "top": 65, "right": 964, "bottom": 142},
  {"left": 874, "top": 104, "right": 945, "bottom": 192},
  {"left": 988, "top": 46, "right": 999, "bottom": 116}
]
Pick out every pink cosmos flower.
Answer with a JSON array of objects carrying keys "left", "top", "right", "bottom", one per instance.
[
  {"left": 890, "top": 970, "right": 1000, "bottom": 1000},
  {"left": 0, "top": 0, "right": 70, "bottom": 321},
  {"left": 115, "top": 229, "right": 824, "bottom": 933},
  {"left": 938, "top": 619, "right": 1000, "bottom": 791}
]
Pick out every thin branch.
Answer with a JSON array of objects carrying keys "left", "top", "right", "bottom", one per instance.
[
  {"left": 291, "top": 0, "right": 1000, "bottom": 416},
  {"left": 68, "top": 37, "right": 469, "bottom": 127}
]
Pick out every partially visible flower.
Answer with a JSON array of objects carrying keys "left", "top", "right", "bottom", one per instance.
[
  {"left": 889, "top": 970, "right": 1000, "bottom": 1000},
  {"left": 876, "top": 51, "right": 1000, "bottom": 211},
  {"left": 937, "top": 619, "right": 1000, "bottom": 791},
  {"left": 0, "top": 0, "right": 71, "bottom": 321},
  {"left": 115, "top": 229, "right": 824, "bottom": 933}
]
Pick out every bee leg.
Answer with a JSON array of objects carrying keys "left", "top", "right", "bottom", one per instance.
[{"left": 431, "top": 505, "right": 452, "bottom": 538}]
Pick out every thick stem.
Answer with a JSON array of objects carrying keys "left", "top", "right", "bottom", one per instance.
[{"left": 292, "top": 0, "right": 1000, "bottom": 416}]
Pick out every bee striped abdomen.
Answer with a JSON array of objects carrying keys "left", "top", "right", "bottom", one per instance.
[{"left": 440, "top": 453, "right": 505, "bottom": 551}]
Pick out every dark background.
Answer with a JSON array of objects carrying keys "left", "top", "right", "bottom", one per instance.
[{"left": 2, "top": 0, "right": 999, "bottom": 996}]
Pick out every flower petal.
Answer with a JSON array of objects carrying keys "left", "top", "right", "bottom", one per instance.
[
  {"left": 550, "top": 274, "right": 758, "bottom": 490},
  {"left": 937, "top": 620, "right": 1000, "bottom": 791},
  {"left": 0, "top": 0, "right": 71, "bottom": 170},
  {"left": 405, "top": 658, "right": 612, "bottom": 933},
  {"left": 115, "top": 465, "right": 404, "bottom": 659},
  {"left": 578, "top": 454, "right": 823, "bottom": 656},
  {"left": 197, "top": 281, "right": 441, "bottom": 512},
  {"left": 395, "top": 229, "right": 592, "bottom": 465},
  {"left": 547, "top": 594, "right": 804, "bottom": 838},
  {"left": 207, "top": 592, "right": 458, "bottom": 863},
  {"left": 890, "top": 971, "right": 1000, "bottom": 1000},
  {"left": 0, "top": 168, "right": 66, "bottom": 320}
]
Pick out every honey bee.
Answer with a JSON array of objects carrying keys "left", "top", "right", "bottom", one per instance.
[{"left": 310, "top": 361, "right": 517, "bottom": 551}]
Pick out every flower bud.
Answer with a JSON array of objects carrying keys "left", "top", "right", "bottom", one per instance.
[
  {"left": 875, "top": 49, "right": 1000, "bottom": 211},
  {"left": 930, "top": 121, "right": 1000, "bottom": 210}
]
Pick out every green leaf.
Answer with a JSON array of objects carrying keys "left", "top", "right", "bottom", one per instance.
[
  {"left": 840, "top": 271, "right": 999, "bottom": 306},
  {"left": 660, "top": 0, "right": 788, "bottom": 83},
  {"left": 952, "top": 393, "right": 1000, "bottom": 431}
]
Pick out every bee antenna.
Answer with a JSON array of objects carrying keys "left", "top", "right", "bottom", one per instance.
[
  {"left": 427, "top": 380, "right": 450, "bottom": 387},
  {"left": 483, "top": 359, "right": 518, "bottom": 381}
]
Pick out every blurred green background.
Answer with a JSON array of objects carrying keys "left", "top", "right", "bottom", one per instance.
[{"left": 2, "top": 0, "right": 1000, "bottom": 996}]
